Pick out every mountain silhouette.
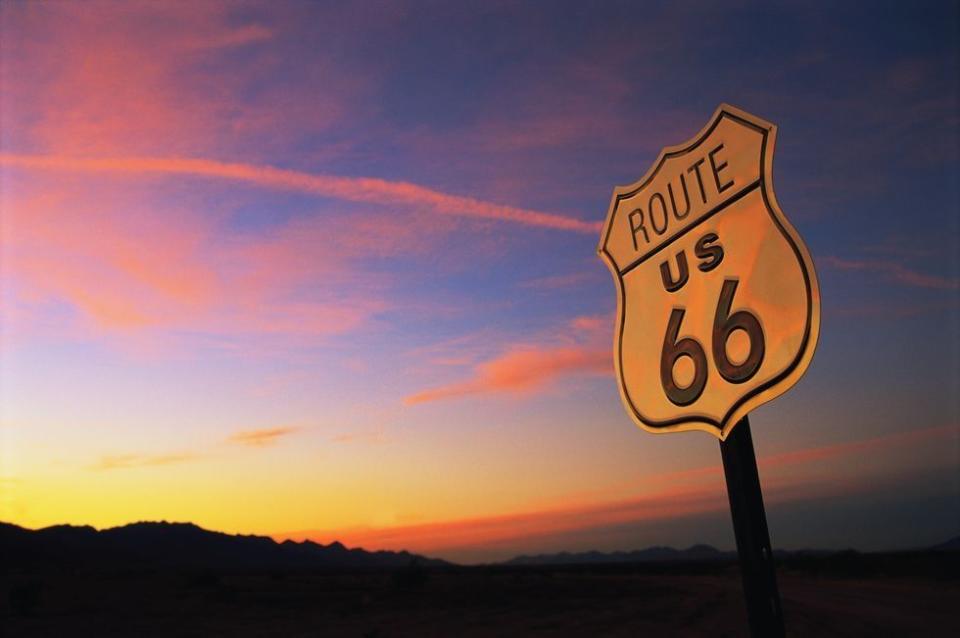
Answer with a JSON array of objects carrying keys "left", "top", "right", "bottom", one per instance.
[
  {"left": 504, "top": 537, "right": 960, "bottom": 566},
  {"left": 5, "top": 520, "right": 957, "bottom": 570},
  {"left": 929, "top": 536, "right": 960, "bottom": 552},
  {"left": 504, "top": 544, "right": 736, "bottom": 566},
  {"left": 0, "top": 521, "right": 447, "bottom": 569}
]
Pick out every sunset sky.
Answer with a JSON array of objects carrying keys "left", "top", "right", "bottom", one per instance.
[{"left": 1, "top": 1, "right": 958, "bottom": 564}]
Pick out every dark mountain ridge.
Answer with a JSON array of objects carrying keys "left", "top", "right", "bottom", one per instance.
[
  {"left": 4, "top": 520, "right": 956, "bottom": 571},
  {"left": 0, "top": 521, "right": 447, "bottom": 569},
  {"left": 505, "top": 544, "right": 736, "bottom": 566},
  {"left": 504, "top": 537, "right": 960, "bottom": 567},
  {"left": 930, "top": 536, "right": 960, "bottom": 552}
]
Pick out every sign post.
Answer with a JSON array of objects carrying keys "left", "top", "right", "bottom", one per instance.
[
  {"left": 597, "top": 104, "right": 819, "bottom": 636},
  {"left": 721, "top": 416, "right": 784, "bottom": 637}
]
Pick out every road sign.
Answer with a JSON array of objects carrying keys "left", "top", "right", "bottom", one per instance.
[{"left": 598, "top": 104, "right": 820, "bottom": 440}]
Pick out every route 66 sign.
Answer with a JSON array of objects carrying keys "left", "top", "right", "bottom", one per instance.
[{"left": 598, "top": 104, "right": 820, "bottom": 440}]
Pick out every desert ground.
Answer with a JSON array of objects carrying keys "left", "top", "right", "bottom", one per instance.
[{"left": 3, "top": 554, "right": 958, "bottom": 637}]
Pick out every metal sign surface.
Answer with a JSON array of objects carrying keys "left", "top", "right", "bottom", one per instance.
[{"left": 598, "top": 104, "right": 820, "bottom": 440}]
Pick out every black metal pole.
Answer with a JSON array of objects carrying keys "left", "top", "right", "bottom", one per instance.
[{"left": 720, "top": 416, "right": 785, "bottom": 637}]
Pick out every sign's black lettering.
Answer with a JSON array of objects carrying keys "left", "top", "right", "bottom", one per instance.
[
  {"left": 660, "top": 308, "right": 708, "bottom": 406},
  {"left": 708, "top": 143, "right": 735, "bottom": 194},
  {"left": 649, "top": 192, "right": 669, "bottom": 235},
  {"left": 659, "top": 252, "right": 689, "bottom": 292},
  {"left": 628, "top": 208, "right": 648, "bottom": 249},
  {"left": 660, "top": 232, "right": 724, "bottom": 292},
  {"left": 713, "top": 279, "right": 765, "bottom": 383},
  {"left": 695, "top": 232, "right": 724, "bottom": 272},
  {"left": 668, "top": 174, "right": 691, "bottom": 221},
  {"left": 687, "top": 158, "right": 708, "bottom": 204},
  {"left": 660, "top": 276, "right": 766, "bottom": 405}
]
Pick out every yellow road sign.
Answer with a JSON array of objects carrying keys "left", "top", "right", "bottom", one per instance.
[{"left": 598, "top": 104, "right": 820, "bottom": 439}]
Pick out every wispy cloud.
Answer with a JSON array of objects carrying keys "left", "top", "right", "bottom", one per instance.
[
  {"left": 567, "top": 314, "right": 612, "bottom": 337},
  {"left": 402, "top": 329, "right": 523, "bottom": 369},
  {"left": 178, "top": 23, "right": 274, "bottom": 51},
  {"left": 405, "top": 314, "right": 613, "bottom": 405},
  {"left": 330, "top": 427, "right": 388, "bottom": 445},
  {"left": 228, "top": 426, "right": 299, "bottom": 447},
  {"left": 0, "top": 154, "right": 598, "bottom": 234},
  {"left": 829, "top": 300, "right": 959, "bottom": 319},
  {"left": 822, "top": 255, "right": 959, "bottom": 290},
  {"left": 90, "top": 425, "right": 306, "bottom": 472},
  {"left": 91, "top": 453, "right": 198, "bottom": 471},
  {"left": 0, "top": 179, "right": 405, "bottom": 348},
  {"left": 652, "top": 424, "right": 959, "bottom": 486},
  {"left": 760, "top": 424, "right": 958, "bottom": 469},
  {"left": 404, "top": 345, "right": 610, "bottom": 405},
  {"left": 861, "top": 238, "right": 936, "bottom": 259},
  {"left": 518, "top": 271, "right": 599, "bottom": 290},
  {"left": 0, "top": 2, "right": 370, "bottom": 158}
]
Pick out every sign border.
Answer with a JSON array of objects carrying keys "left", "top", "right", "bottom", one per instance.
[{"left": 597, "top": 103, "right": 821, "bottom": 440}]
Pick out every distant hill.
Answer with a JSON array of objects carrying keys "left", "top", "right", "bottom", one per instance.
[
  {"left": 504, "top": 544, "right": 735, "bottom": 566},
  {"left": 4, "top": 520, "right": 956, "bottom": 571},
  {"left": 0, "top": 521, "right": 447, "bottom": 569},
  {"left": 504, "top": 537, "right": 960, "bottom": 566},
  {"left": 929, "top": 536, "right": 960, "bottom": 552}
]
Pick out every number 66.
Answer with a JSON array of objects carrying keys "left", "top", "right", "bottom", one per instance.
[{"left": 659, "top": 278, "right": 765, "bottom": 407}]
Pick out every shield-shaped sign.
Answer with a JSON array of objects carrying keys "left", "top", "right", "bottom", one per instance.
[{"left": 598, "top": 104, "right": 820, "bottom": 440}]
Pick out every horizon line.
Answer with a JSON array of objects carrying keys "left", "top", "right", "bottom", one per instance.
[{"left": 6, "top": 517, "right": 955, "bottom": 565}]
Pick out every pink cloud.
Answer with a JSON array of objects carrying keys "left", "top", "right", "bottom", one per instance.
[
  {"left": 0, "top": 180, "right": 400, "bottom": 347},
  {"left": 0, "top": 1, "right": 601, "bottom": 356},
  {"left": 404, "top": 345, "right": 611, "bottom": 405},
  {"left": 567, "top": 314, "right": 611, "bottom": 338},
  {"left": 0, "top": 4, "right": 410, "bottom": 348},
  {"left": 0, "top": 155, "right": 598, "bottom": 234},
  {"left": 403, "top": 313, "right": 613, "bottom": 405},
  {"left": 2, "top": 150, "right": 551, "bottom": 353},
  {"left": 1, "top": 2, "right": 380, "bottom": 163}
]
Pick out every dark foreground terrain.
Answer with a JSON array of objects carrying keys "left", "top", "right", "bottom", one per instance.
[{"left": 3, "top": 552, "right": 958, "bottom": 637}]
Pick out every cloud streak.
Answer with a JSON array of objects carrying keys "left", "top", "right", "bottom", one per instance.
[
  {"left": 228, "top": 426, "right": 300, "bottom": 447},
  {"left": 405, "top": 315, "right": 613, "bottom": 405},
  {"left": 91, "top": 453, "right": 198, "bottom": 471},
  {"left": 404, "top": 345, "right": 611, "bottom": 405},
  {"left": 518, "top": 271, "right": 600, "bottom": 290},
  {"left": 0, "top": 179, "right": 407, "bottom": 347},
  {"left": 652, "top": 424, "right": 959, "bottom": 486},
  {"left": 0, "top": 154, "right": 599, "bottom": 234},
  {"left": 822, "top": 255, "right": 959, "bottom": 290}
]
